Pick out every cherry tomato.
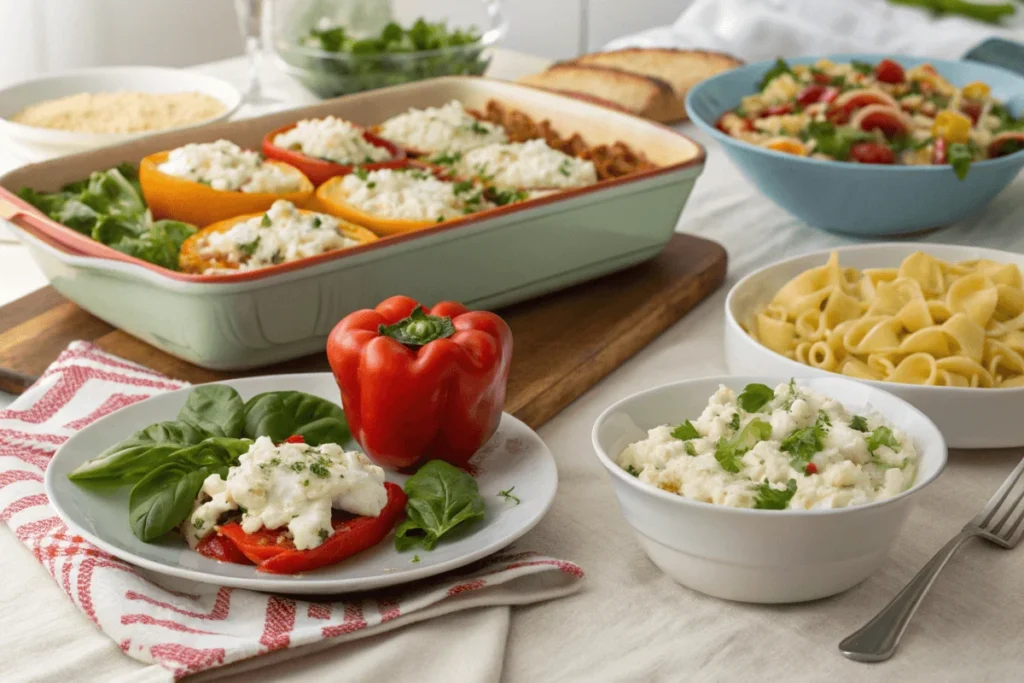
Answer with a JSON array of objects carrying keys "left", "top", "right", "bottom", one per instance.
[
  {"left": 874, "top": 59, "right": 905, "bottom": 84},
  {"left": 933, "top": 137, "right": 948, "bottom": 164},
  {"left": 812, "top": 71, "right": 832, "bottom": 85},
  {"left": 960, "top": 100, "right": 982, "bottom": 125},
  {"left": 850, "top": 142, "right": 896, "bottom": 165},
  {"left": 762, "top": 103, "right": 793, "bottom": 117},
  {"left": 827, "top": 107, "right": 850, "bottom": 124},
  {"left": 797, "top": 85, "right": 826, "bottom": 106},
  {"left": 820, "top": 87, "right": 841, "bottom": 104},
  {"left": 805, "top": 463, "right": 818, "bottom": 475}
]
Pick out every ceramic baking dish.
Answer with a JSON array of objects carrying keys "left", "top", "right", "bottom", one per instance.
[{"left": 0, "top": 76, "right": 705, "bottom": 370}]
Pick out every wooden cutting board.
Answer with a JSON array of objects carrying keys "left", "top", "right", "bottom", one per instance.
[{"left": 0, "top": 233, "right": 727, "bottom": 429}]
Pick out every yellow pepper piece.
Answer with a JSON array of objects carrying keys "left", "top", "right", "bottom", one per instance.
[
  {"left": 932, "top": 110, "right": 972, "bottom": 144},
  {"left": 962, "top": 81, "right": 990, "bottom": 100},
  {"left": 764, "top": 138, "right": 808, "bottom": 156}
]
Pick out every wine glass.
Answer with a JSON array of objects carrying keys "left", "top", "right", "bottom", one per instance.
[{"left": 234, "top": 0, "right": 280, "bottom": 106}]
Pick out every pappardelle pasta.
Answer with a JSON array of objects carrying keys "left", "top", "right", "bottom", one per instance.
[{"left": 747, "top": 251, "right": 1024, "bottom": 388}]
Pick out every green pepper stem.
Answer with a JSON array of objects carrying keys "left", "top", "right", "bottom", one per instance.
[{"left": 378, "top": 306, "right": 456, "bottom": 347}]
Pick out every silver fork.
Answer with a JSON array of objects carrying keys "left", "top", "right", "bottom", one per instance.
[{"left": 839, "top": 456, "right": 1024, "bottom": 662}]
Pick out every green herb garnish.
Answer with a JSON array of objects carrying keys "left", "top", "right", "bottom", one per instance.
[
  {"left": 753, "top": 479, "right": 798, "bottom": 510},
  {"left": 866, "top": 426, "right": 901, "bottom": 455},
  {"left": 780, "top": 422, "right": 827, "bottom": 467},
  {"left": 309, "top": 460, "right": 331, "bottom": 479},
  {"left": 684, "top": 442, "right": 697, "bottom": 456},
  {"left": 737, "top": 383, "right": 774, "bottom": 412},
  {"left": 671, "top": 420, "right": 700, "bottom": 440},
  {"left": 260, "top": 214, "right": 272, "bottom": 228},
  {"left": 318, "top": 528, "right": 330, "bottom": 542},
  {"left": 851, "top": 60, "right": 874, "bottom": 76},
  {"left": 850, "top": 415, "right": 870, "bottom": 432},
  {"left": 729, "top": 413, "right": 742, "bottom": 430},
  {"left": 715, "top": 419, "right": 772, "bottom": 473},
  {"left": 947, "top": 142, "right": 974, "bottom": 180},
  {"left": 626, "top": 464, "right": 641, "bottom": 477},
  {"left": 498, "top": 487, "right": 521, "bottom": 505},
  {"left": 758, "top": 58, "right": 793, "bottom": 90},
  {"left": 239, "top": 237, "right": 260, "bottom": 257}
]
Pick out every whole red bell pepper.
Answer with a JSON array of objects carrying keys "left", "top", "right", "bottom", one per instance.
[
  {"left": 216, "top": 482, "right": 407, "bottom": 573},
  {"left": 326, "top": 295, "right": 513, "bottom": 470}
]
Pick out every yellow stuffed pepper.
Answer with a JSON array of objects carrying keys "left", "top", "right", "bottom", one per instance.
[
  {"left": 140, "top": 139, "right": 314, "bottom": 227},
  {"left": 178, "top": 200, "right": 377, "bottom": 274}
]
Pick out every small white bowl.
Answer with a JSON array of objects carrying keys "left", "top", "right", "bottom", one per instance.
[
  {"left": 0, "top": 66, "right": 242, "bottom": 159},
  {"left": 726, "top": 243, "right": 1024, "bottom": 450},
  {"left": 592, "top": 375, "right": 946, "bottom": 604}
]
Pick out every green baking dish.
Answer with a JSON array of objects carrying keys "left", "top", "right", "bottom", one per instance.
[{"left": 0, "top": 77, "right": 705, "bottom": 370}]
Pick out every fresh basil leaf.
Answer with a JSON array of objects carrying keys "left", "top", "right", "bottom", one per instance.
[
  {"left": 127, "top": 437, "right": 251, "bottom": 541},
  {"left": 850, "top": 415, "right": 869, "bottom": 432},
  {"left": 947, "top": 142, "right": 973, "bottom": 180},
  {"left": 867, "top": 426, "right": 901, "bottom": 455},
  {"left": 243, "top": 391, "right": 350, "bottom": 446},
  {"left": 178, "top": 385, "right": 245, "bottom": 438},
  {"left": 753, "top": 479, "right": 797, "bottom": 510},
  {"left": 68, "top": 419, "right": 210, "bottom": 483},
  {"left": 394, "top": 460, "right": 485, "bottom": 551},
  {"left": 758, "top": 58, "right": 793, "bottom": 90},
  {"left": 671, "top": 420, "right": 700, "bottom": 440},
  {"left": 737, "top": 383, "right": 774, "bottom": 412}
]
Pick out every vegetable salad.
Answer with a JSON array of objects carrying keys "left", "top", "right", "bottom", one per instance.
[{"left": 716, "top": 57, "right": 1024, "bottom": 178}]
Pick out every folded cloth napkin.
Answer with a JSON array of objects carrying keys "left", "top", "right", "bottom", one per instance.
[
  {"left": 604, "top": 0, "right": 1020, "bottom": 61},
  {"left": 0, "top": 342, "right": 584, "bottom": 680}
]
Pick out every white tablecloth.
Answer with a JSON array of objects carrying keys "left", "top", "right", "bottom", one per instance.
[{"left": 4, "top": 47, "right": 1024, "bottom": 683}]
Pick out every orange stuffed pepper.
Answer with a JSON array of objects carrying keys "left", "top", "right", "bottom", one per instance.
[
  {"left": 315, "top": 163, "right": 495, "bottom": 237},
  {"left": 140, "top": 139, "right": 314, "bottom": 227},
  {"left": 178, "top": 200, "right": 377, "bottom": 274}
]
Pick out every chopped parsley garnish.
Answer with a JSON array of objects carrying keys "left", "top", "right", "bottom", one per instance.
[
  {"left": 309, "top": 460, "right": 331, "bottom": 479},
  {"left": 670, "top": 420, "right": 700, "bottom": 440},
  {"left": 353, "top": 166, "right": 369, "bottom": 180},
  {"left": 737, "top": 383, "right": 774, "bottom": 412},
  {"left": 193, "top": 517, "right": 204, "bottom": 529},
  {"left": 753, "top": 479, "right": 797, "bottom": 510},
  {"left": 431, "top": 151, "right": 462, "bottom": 166},
  {"left": 866, "top": 426, "right": 901, "bottom": 455},
  {"left": 729, "top": 413, "right": 742, "bottom": 430},
  {"left": 758, "top": 58, "right": 793, "bottom": 90},
  {"left": 780, "top": 421, "right": 827, "bottom": 467},
  {"left": 239, "top": 237, "right": 260, "bottom": 257},
  {"left": 715, "top": 418, "right": 772, "bottom": 473},
  {"left": 303, "top": 479, "right": 310, "bottom": 487},
  {"left": 366, "top": 181, "right": 377, "bottom": 189},
  {"left": 498, "top": 487, "right": 521, "bottom": 505},
  {"left": 260, "top": 214, "right": 272, "bottom": 228},
  {"left": 558, "top": 159, "right": 572, "bottom": 177},
  {"left": 435, "top": 216, "right": 445, "bottom": 223},
  {"left": 467, "top": 120, "right": 490, "bottom": 135},
  {"left": 290, "top": 461, "right": 306, "bottom": 473},
  {"left": 816, "top": 411, "right": 831, "bottom": 428},
  {"left": 849, "top": 415, "right": 869, "bottom": 432},
  {"left": 412, "top": 554, "right": 421, "bottom": 563},
  {"left": 851, "top": 60, "right": 874, "bottom": 76},
  {"left": 311, "top": 216, "right": 322, "bottom": 228},
  {"left": 684, "top": 441, "right": 697, "bottom": 456},
  {"left": 489, "top": 187, "right": 529, "bottom": 206},
  {"left": 626, "top": 464, "right": 641, "bottom": 477},
  {"left": 270, "top": 249, "right": 284, "bottom": 265},
  {"left": 452, "top": 179, "right": 475, "bottom": 195},
  {"left": 318, "top": 528, "right": 330, "bottom": 542}
]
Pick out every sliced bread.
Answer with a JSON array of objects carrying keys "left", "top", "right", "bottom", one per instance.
[
  {"left": 572, "top": 48, "right": 743, "bottom": 120},
  {"left": 518, "top": 63, "right": 681, "bottom": 123}
]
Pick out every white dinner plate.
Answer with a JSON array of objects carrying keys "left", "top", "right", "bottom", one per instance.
[{"left": 45, "top": 373, "right": 558, "bottom": 594}]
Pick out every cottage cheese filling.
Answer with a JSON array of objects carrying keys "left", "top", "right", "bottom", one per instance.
[
  {"left": 453, "top": 139, "right": 598, "bottom": 189},
  {"left": 617, "top": 382, "right": 918, "bottom": 510},
  {"left": 339, "top": 168, "right": 494, "bottom": 222},
  {"left": 377, "top": 100, "right": 507, "bottom": 154},
  {"left": 158, "top": 139, "right": 303, "bottom": 193},
  {"left": 196, "top": 200, "right": 359, "bottom": 273},
  {"left": 183, "top": 436, "right": 388, "bottom": 551},
  {"left": 272, "top": 116, "right": 392, "bottom": 165}
]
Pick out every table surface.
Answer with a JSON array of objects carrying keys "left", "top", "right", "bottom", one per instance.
[{"left": 5, "top": 49, "right": 1024, "bottom": 683}]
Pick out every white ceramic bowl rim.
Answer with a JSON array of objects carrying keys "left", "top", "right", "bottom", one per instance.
[
  {"left": 0, "top": 66, "right": 243, "bottom": 143},
  {"left": 591, "top": 375, "right": 948, "bottom": 518},
  {"left": 685, "top": 52, "right": 1024, "bottom": 172},
  {"left": 726, "top": 241, "right": 1024, "bottom": 395}
]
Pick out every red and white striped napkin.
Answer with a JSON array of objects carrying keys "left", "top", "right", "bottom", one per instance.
[{"left": 0, "top": 342, "right": 583, "bottom": 679}]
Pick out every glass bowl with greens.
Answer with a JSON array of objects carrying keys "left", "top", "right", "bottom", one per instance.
[{"left": 272, "top": 0, "right": 507, "bottom": 98}]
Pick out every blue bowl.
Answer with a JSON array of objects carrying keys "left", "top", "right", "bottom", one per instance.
[{"left": 685, "top": 53, "right": 1024, "bottom": 236}]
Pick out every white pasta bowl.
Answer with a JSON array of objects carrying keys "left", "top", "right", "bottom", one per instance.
[
  {"left": 592, "top": 375, "right": 946, "bottom": 604},
  {"left": 0, "top": 66, "right": 242, "bottom": 160},
  {"left": 726, "top": 243, "right": 1024, "bottom": 450}
]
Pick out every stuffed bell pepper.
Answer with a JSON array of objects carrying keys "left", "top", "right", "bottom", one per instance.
[
  {"left": 263, "top": 116, "right": 407, "bottom": 186},
  {"left": 140, "top": 139, "right": 314, "bottom": 226},
  {"left": 315, "top": 163, "right": 496, "bottom": 236},
  {"left": 327, "top": 295, "right": 513, "bottom": 469},
  {"left": 177, "top": 199, "right": 378, "bottom": 274}
]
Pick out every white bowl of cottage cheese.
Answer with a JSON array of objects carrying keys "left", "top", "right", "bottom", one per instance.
[{"left": 592, "top": 376, "right": 946, "bottom": 604}]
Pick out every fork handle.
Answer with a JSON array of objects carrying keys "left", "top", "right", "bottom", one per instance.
[{"left": 838, "top": 529, "right": 978, "bottom": 662}]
